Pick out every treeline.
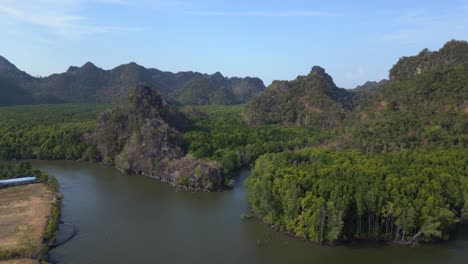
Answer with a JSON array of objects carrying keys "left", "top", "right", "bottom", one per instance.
[
  {"left": 0, "top": 122, "right": 99, "bottom": 160},
  {"left": 0, "top": 104, "right": 106, "bottom": 161},
  {"left": 246, "top": 148, "right": 468, "bottom": 244},
  {"left": 0, "top": 162, "right": 58, "bottom": 189},
  {"left": 0, "top": 104, "right": 109, "bottom": 128},
  {"left": 183, "top": 105, "right": 328, "bottom": 179}
]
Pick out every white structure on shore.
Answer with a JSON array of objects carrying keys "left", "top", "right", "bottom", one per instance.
[{"left": 0, "top": 177, "right": 37, "bottom": 187}]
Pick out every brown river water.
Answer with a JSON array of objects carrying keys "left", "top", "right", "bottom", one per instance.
[{"left": 30, "top": 160, "right": 468, "bottom": 264}]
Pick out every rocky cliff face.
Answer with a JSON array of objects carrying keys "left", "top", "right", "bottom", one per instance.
[
  {"left": 0, "top": 58, "right": 265, "bottom": 106},
  {"left": 243, "top": 66, "right": 353, "bottom": 129},
  {"left": 90, "top": 85, "right": 223, "bottom": 191}
]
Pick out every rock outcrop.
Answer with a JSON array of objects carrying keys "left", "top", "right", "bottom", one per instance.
[{"left": 91, "top": 85, "right": 223, "bottom": 191}]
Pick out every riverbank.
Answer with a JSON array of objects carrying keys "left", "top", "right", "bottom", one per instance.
[{"left": 0, "top": 183, "right": 61, "bottom": 263}]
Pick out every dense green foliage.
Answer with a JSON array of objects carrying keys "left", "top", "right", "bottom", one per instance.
[
  {"left": 346, "top": 65, "right": 467, "bottom": 153},
  {"left": 0, "top": 162, "right": 46, "bottom": 181},
  {"left": 183, "top": 105, "right": 328, "bottom": 180},
  {"left": 389, "top": 40, "right": 468, "bottom": 81},
  {"left": 0, "top": 104, "right": 107, "bottom": 160},
  {"left": 243, "top": 40, "right": 468, "bottom": 244},
  {"left": 246, "top": 148, "right": 467, "bottom": 244}
]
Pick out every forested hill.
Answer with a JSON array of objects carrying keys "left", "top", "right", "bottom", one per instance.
[
  {"left": 242, "top": 40, "right": 467, "bottom": 152},
  {"left": 346, "top": 40, "right": 468, "bottom": 153},
  {"left": 243, "top": 66, "right": 353, "bottom": 129},
  {"left": 0, "top": 57, "right": 265, "bottom": 106},
  {"left": 390, "top": 40, "right": 468, "bottom": 81}
]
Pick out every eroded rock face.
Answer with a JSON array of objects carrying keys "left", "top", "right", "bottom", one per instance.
[{"left": 91, "top": 85, "right": 223, "bottom": 191}]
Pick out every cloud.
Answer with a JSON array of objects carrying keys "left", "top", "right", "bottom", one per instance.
[
  {"left": 345, "top": 66, "right": 366, "bottom": 82},
  {"left": 382, "top": 6, "right": 468, "bottom": 44},
  {"left": 0, "top": 0, "right": 143, "bottom": 39},
  {"left": 187, "top": 10, "right": 338, "bottom": 17}
]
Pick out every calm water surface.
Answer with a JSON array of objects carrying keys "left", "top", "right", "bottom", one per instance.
[{"left": 30, "top": 160, "right": 468, "bottom": 264}]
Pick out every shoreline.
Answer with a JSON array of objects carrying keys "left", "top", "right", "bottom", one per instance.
[{"left": 245, "top": 208, "right": 465, "bottom": 247}]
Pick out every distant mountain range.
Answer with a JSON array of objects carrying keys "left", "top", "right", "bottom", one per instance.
[{"left": 0, "top": 57, "right": 265, "bottom": 106}]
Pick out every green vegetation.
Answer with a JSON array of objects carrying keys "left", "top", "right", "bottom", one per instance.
[
  {"left": 43, "top": 195, "right": 61, "bottom": 244},
  {"left": 183, "top": 105, "right": 328, "bottom": 183},
  {"left": 174, "top": 77, "right": 237, "bottom": 105},
  {"left": 0, "top": 161, "right": 62, "bottom": 257},
  {"left": 0, "top": 104, "right": 108, "bottom": 160},
  {"left": 0, "top": 162, "right": 49, "bottom": 182},
  {"left": 243, "top": 66, "right": 352, "bottom": 129},
  {"left": 1, "top": 101, "right": 328, "bottom": 190},
  {"left": 246, "top": 148, "right": 467, "bottom": 244},
  {"left": 346, "top": 65, "right": 467, "bottom": 153},
  {"left": 0, "top": 40, "right": 466, "bottom": 245},
  {"left": 242, "top": 40, "right": 468, "bottom": 244},
  {"left": 389, "top": 40, "right": 468, "bottom": 81}
]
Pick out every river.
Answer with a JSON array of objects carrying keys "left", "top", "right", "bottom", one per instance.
[{"left": 30, "top": 160, "right": 468, "bottom": 264}]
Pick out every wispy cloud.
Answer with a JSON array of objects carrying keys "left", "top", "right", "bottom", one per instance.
[
  {"left": 382, "top": 6, "right": 468, "bottom": 44},
  {"left": 187, "top": 10, "right": 338, "bottom": 17},
  {"left": 0, "top": 0, "right": 144, "bottom": 39},
  {"left": 345, "top": 66, "right": 366, "bottom": 82}
]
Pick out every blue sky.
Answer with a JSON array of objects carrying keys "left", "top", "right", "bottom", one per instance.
[{"left": 1, "top": 0, "right": 467, "bottom": 88}]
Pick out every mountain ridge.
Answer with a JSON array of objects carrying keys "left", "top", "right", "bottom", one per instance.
[{"left": 0, "top": 57, "right": 265, "bottom": 106}]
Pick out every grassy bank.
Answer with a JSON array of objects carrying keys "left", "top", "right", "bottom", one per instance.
[{"left": 0, "top": 164, "right": 62, "bottom": 263}]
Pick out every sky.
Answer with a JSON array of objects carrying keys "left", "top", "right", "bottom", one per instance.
[{"left": 0, "top": 0, "right": 467, "bottom": 88}]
